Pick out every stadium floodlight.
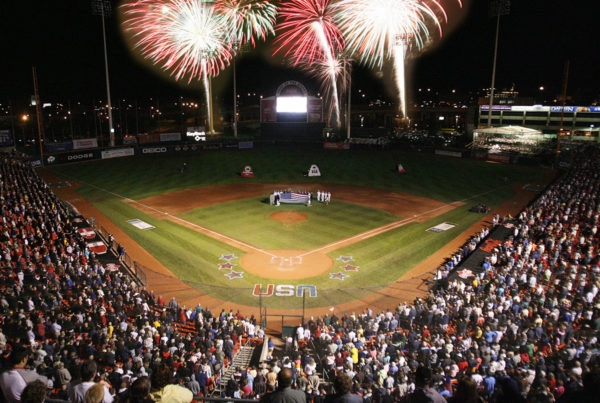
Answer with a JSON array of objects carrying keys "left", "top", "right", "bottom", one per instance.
[
  {"left": 487, "top": 0, "right": 511, "bottom": 127},
  {"left": 91, "top": 0, "right": 115, "bottom": 147}
]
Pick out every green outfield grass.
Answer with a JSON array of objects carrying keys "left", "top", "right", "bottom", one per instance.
[{"left": 46, "top": 147, "right": 547, "bottom": 309}]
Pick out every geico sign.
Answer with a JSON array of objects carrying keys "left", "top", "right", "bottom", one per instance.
[
  {"left": 142, "top": 147, "right": 167, "bottom": 154},
  {"left": 67, "top": 153, "right": 94, "bottom": 160},
  {"left": 252, "top": 284, "right": 317, "bottom": 297}
]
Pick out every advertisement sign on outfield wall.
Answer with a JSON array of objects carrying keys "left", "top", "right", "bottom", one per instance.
[
  {"left": 44, "top": 141, "right": 73, "bottom": 153},
  {"left": 160, "top": 132, "right": 182, "bottom": 142},
  {"left": 141, "top": 147, "right": 168, "bottom": 154},
  {"left": 101, "top": 148, "right": 135, "bottom": 160},
  {"left": 43, "top": 151, "right": 99, "bottom": 165},
  {"left": 323, "top": 142, "right": 350, "bottom": 150},
  {"left": 73, "top": 138, "right": 98, "bottom": 149}
]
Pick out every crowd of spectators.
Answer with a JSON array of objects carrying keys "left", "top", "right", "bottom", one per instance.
[
  {"left": 0, "top": 153, "right": 263, "bottom": 402},
  {"left": 278, "top": 146, "right": 600, "bottom": 403},
  {"left": 0, "top": 145, "right": 600, "bottom": 403}
]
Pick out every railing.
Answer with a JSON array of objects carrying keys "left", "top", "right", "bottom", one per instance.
[{"left": 94, "top": 224, "right": 146, "bottom": 287}]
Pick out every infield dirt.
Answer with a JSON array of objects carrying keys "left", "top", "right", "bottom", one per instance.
[{"left": 40, "top": 170, "right": 558, "bottom": 332}]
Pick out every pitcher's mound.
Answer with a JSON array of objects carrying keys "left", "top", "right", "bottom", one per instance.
[{"left": 270, "top": 211, "right": 307, "bottom": 223}]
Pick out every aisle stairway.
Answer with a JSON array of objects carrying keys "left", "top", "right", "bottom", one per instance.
[{"left": 211, "top": 344, "right": 255, "bottom": 397}]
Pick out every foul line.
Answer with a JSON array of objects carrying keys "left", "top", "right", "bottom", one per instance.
[
  {"left": 297, "top": 201, "right": 463, "bottom": 258},
  {"left": 56, "top": 178, "right": 506, "bottom": 262}
]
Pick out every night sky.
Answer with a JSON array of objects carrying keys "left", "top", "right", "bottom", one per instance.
[{"left": 1, "top": 0, "right": 598, "bottom": 107}]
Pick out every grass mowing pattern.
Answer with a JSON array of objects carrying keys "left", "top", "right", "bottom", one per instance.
[
  {"left": 50, "top": 148, "right": 542, "bottom": 202},
  {"left": 47, "top": 148, "right": 546, "bottom": 308},
  {"left": 179, "top": 199, "right": 397, "bottom": 250}
]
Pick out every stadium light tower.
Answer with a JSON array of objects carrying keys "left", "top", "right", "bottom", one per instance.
[
  {"left": 229, "top": 32, "right": 241, "bottom": 139},
  {"left": 92, "top": 0, "right": 115, "bottom": 147},
  {"left": 487, "top": 0, "right": 510, "bottom": 127},
  {"left": 233, "top": 42, "right": 238, "bottom": 138}
]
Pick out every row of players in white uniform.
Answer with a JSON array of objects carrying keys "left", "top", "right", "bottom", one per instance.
[{"left": 316, "top": 190, "right": 331, "bottom": 203}]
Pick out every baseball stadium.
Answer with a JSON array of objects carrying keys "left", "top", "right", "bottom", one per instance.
[
  {"left": 4, "top": 0, "right": 600, "bottom": 401},
  {"left": 39, "top": 145, "right": 556, "bottom": 333}
]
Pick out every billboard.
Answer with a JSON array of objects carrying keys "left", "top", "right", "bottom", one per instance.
[{"left": 0, "top": 130, "right": 12, "bottom": 147}]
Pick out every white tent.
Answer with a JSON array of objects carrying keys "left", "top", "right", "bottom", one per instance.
[
  {"left": 472, "top": 125, "right": 547, "bottom": 156},
  {"left": 473, "top": 125, "right": 542, "bottom": 137},
  {"left": 307, "top": 164, "right": 321, "bottom": 177}
]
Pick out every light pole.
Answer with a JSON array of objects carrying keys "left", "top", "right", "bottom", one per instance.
[
  {"left": 19, "top": 114, "right": 29, "bottom": 151},
  {"left": 232, "top": 40, "right": 239, "bottom": 138},
  {"left": 92, "top": 0, "right": 115, "bottom": 147},
  {"left": 487, "top": 0, "right": 510, "bottom": 127},
  {"left": 344, "top": 58, "right": 352, "bottom": 139},
  {"left": 32, "top": 66, "right": 44, "bottom": 164}
]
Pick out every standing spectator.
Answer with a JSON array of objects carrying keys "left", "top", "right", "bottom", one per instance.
[
  {"left": 304, "top": 358, "right": 317, "bottom": 378},
  {"left": 85, "top": 382, "right": 106, "bottom": 403},
  {"left": 20, "top": 380, "right": 47, "bottom": 403},
  {"left": 120, "top": 376, "right": 153, "bottom": 403},
  {"left": 185, "top": 376, "right": 201, "bottom": 399},
  {"left": 267, "top": 367, "right": 278, "bottom": 391},
  {"left": 149, "top": 363, "right": 193, "bottom": 403},
  {"left": 0, "top": 348, "right": 48, "bottom": 403},
  {"left": 446, "top": 376, "right": 485, "bottom": 403},
  {"left": 400, "top": 366, "right": 446, "bottom": 403},
  {"left": 168, "top": 297, "right": 179, "bottom": 311},
  {"left": 241, "top": 379, "right": 253, "bottom": 398},
  {"left": 327, "top": 373, "right": 362, "bottom": 403},
  {"left": 70, "top": 360, "right": 114, "bottom": 403},
  {"left": 54, "top": 361, "right": 72, "bottom": 390},
  {"left": 118, "top": 246, "right": 126, "bottom": 261},
  {"left": 195, "top": 367, "right": 209, "bottom": 398},
  {"left": 223, "top": 335, "right": 234, "bottom": 364},
  {"left": 254, "top": 373, "right": 267, "bottom": 398},
  {"left": 260, "top": 368, "right": 306, "bottom": 403}
]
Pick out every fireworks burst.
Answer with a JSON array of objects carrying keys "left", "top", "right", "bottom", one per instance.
[
  {"left": 332, "top": 0, "right": 462, "bottom": 118},
  {"left": 273, "top": 0, "right": 345, "bottom": 128},
  {"left": 273, "top": 0, "right": 344, "bottom": 66},
  {"left": 333, "top": 0, "right": 459, "bottom": 69},
  {"left": 121, "top": 0, "right": 234, "bottom": 82},
  {"left": 120, "top": 0, "right": 462, "bottom": 130},
  {"left": 215, "top": 0, "right": 278, "bottom": 48},
  {"left": 121, "top": 0, "right": 278, "bottom": 133}
]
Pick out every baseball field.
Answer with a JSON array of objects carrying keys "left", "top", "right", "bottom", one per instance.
[{"left": 41, "top": 146, "right": 555, "bottom": 322}]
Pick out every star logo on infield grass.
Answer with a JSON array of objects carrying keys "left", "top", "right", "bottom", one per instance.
[
  {"left": 219, "top": 253, "right": 237, "bottom": 261},
  {"left": 225, "top": 271, "right": 244, "bottom": 279},
  {"left": 218, "top": 262, "right": 235, "bottom": 270},
  {"left": 343, "top": 264, "right": 359, "bottom": 271},
  {"left": 337, "top": 256, "right": 353, "bottom": 263},
  {"left": 330, "top": 272, "right": 348, "bottom": 280}
]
